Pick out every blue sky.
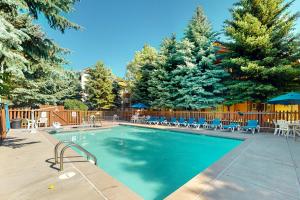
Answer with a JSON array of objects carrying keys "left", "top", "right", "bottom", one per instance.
[{"left": 42, "top": 0, "right": 300, "bottom": 77}]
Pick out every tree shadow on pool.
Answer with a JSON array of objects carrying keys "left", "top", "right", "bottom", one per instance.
[{"left": 102, "top": 131, "right": 202, "bottom": 200}]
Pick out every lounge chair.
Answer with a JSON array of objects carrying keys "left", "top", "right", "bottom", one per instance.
[
  {"left": 177, "top": 117, "right": 186, "bottom": 127},
  {"left": 168, "top": 117, "right": 177, "bottom": 126},
  {"left": 222, "top": 123, "right": 240, "bottom": 132},
  {"left": 241, "top": 120, "right": 260, "bottom": 134},
  {"left": 206, "top": 118, "right": 222, "bottom": 130},
  {"left": 156, "top": 117, "right": 166, "bottom": 125},
  {"left": 147, "top": 116, "right": 159, "bottom": 124},
  {"left": 186, "top": 118, "right": 195, "bottom": 127},
  {"left": 193, "top": 118, "right": 207, "bottom": 129}
]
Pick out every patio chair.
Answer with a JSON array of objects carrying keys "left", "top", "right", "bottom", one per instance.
[
  {"left": 37, "top": 117, "right": 48, "bottom": 127},
  {"left": 156, "top": 117, "right": 166, "bottom": 125},
  {"left": 186, "top": 118, "right": 195, "bottom": 127},
  {"left": 25, "top": 119, "right": 37, "bottom": 129},
  {"left": 273, "top": 120, "right": 286, "bottom": 135},
  {"left": 177, "top": 117, "right": 186, "bottom": 127},
  {"left": 241, "top": 120, "right": 260, "bottom": 134},
  {"left": 193, "top": 118, "right": 207, "bottom": 129},
  {"left": 130, "top": 114, "right": 139, "bottom": 123},
  {"left": 279, "top": 121, "right": 292, "bottom": 137},
  {"left": 206, "top": 118, "right": 222, "bottom": 130},
  {"left": 148, "top": 116, "right": 159, "bottom": 124},
  {"left": 144, "top": 115, "right": 151, "bottom": 123},
  {"left": 167, "top": 117, "right": 177, "bottom": 126},
  {"left": 222, "top": 122, "right": 240, "bottom": 132}
]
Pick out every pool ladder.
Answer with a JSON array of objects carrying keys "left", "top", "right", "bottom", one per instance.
[{"left": 54, "top": 140, "right": 97, "bottom": 171}]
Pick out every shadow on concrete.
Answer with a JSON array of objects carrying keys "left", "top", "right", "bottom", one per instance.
[
  {"left": 0, "top": 137, "right": 41, "bottom": 149},
  {"left": 45, "top": 156, "right": 89, "bottom": 171}
]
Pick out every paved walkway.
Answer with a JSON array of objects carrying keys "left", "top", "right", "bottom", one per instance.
[
  {"left": 1, "top": 124, "right": 300, "bottom": 200},
  {"left": 0, "top": 128, "right": 140, "bottom": 200},
  {"left": 197, "top": 134, "right": 300, "bottom": 200}
]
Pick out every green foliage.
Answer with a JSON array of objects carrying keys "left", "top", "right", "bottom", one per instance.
[
  {"left": 85, "top": 61, "right": 115, "bottom": 110},
  {"left": 149, "top": 35, "right": 178, "bottom": 109},
  {"left": 112, "top": 79, "right": 123, "bottom": 108},
  {"left": 11, "top": 66, "right": 81, "bottom": 107},
  {"left": 0, "top": 0, "right": 80, "bottom": 103},
  {"left": 149, "top": 7, "right": 227, "bottom": 110},
  {"left": 64, "top": 99, "right": 88, "bottom": 111},
  {"left": 223, "top": 0, "right": 300, "bottom": 105},
  {"left": 127, "top": 45, "right": 158, "bottom": 104}
]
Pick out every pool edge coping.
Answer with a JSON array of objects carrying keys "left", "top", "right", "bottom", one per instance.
[
  {"left": 118, "top": 123, "right": 254, "bottom": 200},
  {"left": 41, "top": 129, "right": 143, "bottom": 200},
  {"left": 45, "top": 122, "right": 254, "bottom": 200}
]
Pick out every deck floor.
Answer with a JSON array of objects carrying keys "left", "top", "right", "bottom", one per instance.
[{"left": 1, "top": 123, "right": 300, "bottom": 200}]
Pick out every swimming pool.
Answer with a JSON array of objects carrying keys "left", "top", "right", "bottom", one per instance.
[{"left": 53, "top": 125, "right": 242, "bottom": 200}]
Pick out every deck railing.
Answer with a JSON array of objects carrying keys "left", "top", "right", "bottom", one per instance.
[{"left": 7, "top": 109, "right": 300, "bottom": 132}]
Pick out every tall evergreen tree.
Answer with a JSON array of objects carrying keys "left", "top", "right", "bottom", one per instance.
[
  {"left": 126, "top": 45, "right": 158, "bottom": 104},
  {"left": 172, "top": 39, "right": 196, "bottom": 109},
  {"left": 173, "top": 7, "right": 227, "bottom": 110},
  {"left": 149, "top": 34, "right": 178, "bottom": 109},
  {"left": 0, "top": 0, "right": 80, "bottom": 100},
  {"left": 85, "top": 61, "right": 115, "bottom": 110},
  {"left": 112, "top": 78, "right": 123, "bottom": 109},
  {"left": 11, "top": 67, "right": 81, "bottom": 107},
  {"left": 223, "top": 0, "right": 300, "bottom": 107}
]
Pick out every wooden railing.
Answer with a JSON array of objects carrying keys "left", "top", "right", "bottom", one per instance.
[
  {"left": 7, "top": 109, "right": 300, "bottom": 132},
  {"left": 8, "top": 109, "right": 103, "bottom": 127}
]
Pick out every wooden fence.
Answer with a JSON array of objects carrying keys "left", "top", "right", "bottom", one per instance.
[{"left": 7, "top": 109, "right": 300, "bottom": 132}]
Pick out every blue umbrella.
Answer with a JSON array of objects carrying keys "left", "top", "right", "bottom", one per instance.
[
  {"left": 131, "top": 103, "right": 149, "bottom": 109},
  {"left": 268, "top": 92, "right": 300, "bottom": 105}
]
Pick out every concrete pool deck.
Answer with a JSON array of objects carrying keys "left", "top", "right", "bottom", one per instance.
[{"left": 1, "top": 122, "right": 300, "bottom": 200}]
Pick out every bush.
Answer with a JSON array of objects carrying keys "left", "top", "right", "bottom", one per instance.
[{"left": 64, "top": 99, "right": 88, "bottom": 111}]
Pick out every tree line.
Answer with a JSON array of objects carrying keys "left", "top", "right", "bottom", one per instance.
[
  {"left": 126, "top": 0, "right": 300, "bottom": 110},
  {"left": 1, "top": 0, "right": 299, "bottom": 111},
  {"left": 0, "top": 0, "right": 122, "bottom": 110}
]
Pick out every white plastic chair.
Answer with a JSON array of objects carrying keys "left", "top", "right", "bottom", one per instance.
[
  {"left": 130, "top": 115, "right": 138, "bottom": 123},
  {"left": 274, "top": 120, "right": 286, "bottom": 136},
  {"left": 279, "top": 121, "right": 292, "bottom": 137},
  {"left": 37, "top": 117, "right": 48, "bottom": 127}
]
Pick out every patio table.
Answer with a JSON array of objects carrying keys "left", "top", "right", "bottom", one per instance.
[{"left": 288, "top": 122, "right": 300, "bottom": 140}]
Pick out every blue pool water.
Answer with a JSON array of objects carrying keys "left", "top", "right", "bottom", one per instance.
[{"left": 53, "top": 125, "right": 242, "bottom": 200}]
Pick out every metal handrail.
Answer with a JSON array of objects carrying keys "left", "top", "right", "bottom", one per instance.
[
  {"left": 54, "top": 141, "right": 97, "bottom": 171},
  {"left": 54, "top": 140, "right": 75, "bottom": 164}
]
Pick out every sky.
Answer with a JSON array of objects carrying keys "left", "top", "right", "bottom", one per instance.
[{"left": 41, "top": 0, "right": 300, "bottom": 77}]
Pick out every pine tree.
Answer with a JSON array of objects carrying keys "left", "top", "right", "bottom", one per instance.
[
  {"left": 172, "top": 39, "right": 196, "bottom": 109},
  {"left": 173, "top": 6, "right": 227, "bottom": 110},
  {"left": 223, "top": 0, "right": 300, "bottom": 107},
  {"left": 126, "top": 45, "right": 158, "bottom": 105},
  {"left": 85, "top": 61, "right": 115, "bottom": 110},
  {"left": 11, "top": 65, "right": 81, "bottom": 107},
  {"left": 149, "top": 34, "right": 178, "bottom": 109},
  {"left": 112, "top": 78, "right": 123, "bottom": 109},
  {"left": 0, "top": 0, "right": 80, "bottom": 100}
]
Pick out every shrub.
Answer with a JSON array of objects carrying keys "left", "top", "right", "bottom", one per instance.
[{"left": 64, "top": 99, "right": 88, "bottom": 111}]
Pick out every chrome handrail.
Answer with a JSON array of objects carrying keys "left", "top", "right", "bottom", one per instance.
[
  {"left": 54, "top": 140, "right": 75, "bottom": 164},
  {"left": 54, "top": 141, "right": 97, "bottom": 171}
]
